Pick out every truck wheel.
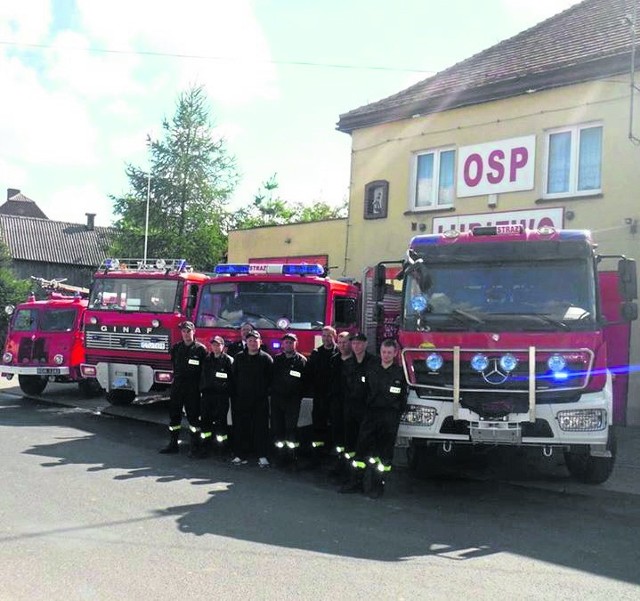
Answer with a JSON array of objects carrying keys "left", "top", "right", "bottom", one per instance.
[
  {"left": 564, "top": 430, "right": 617, "bottom": 485},
  {"left": 78, "top": 379, "right": 103, "bottom": 398},
  {"left": 106, "top": 390, "right": 135, "bottom": 406},
  {"left": 406, "top": 443, "right": 440, "bottom": 478},
  {"left": 18, "top": 375, "right": 48, "bottom": 396}
]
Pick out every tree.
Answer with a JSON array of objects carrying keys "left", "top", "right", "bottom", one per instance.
[
  {"left": 110, "top": 86, "right": 239, "bottom": 270},
  {"left": 232, "top": 174, "right": 347, "bottom": 229},
  {"left": 0, "top": 241, "right": 31, "bottom": 343}
]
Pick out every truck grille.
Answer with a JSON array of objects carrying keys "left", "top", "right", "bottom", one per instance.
[
  {"left": 18, "top": 337, "right": 47, "bottom": 363},
  {"left": 85, "top": 327, "right": 170, "bottom": 353}
]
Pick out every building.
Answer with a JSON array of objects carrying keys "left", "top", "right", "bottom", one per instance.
[
  {"left": 0, "top": 188, "right": 116, "bottom": 288},
  {"left": 229, "top": 0, "right": 640, "bottom": 424}
]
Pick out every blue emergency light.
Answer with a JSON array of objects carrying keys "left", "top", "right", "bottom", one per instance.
[
  {"left": 214, "top": 264, "right": 251, "bottom": 275},
  {"left": 214, "top": 263, "right": 324, "bottom": 276},
  {"left": 282, "top": 264, "right": 324, "bottom": 276}
]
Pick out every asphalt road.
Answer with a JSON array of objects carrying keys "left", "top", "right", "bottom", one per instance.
[{"left": 1, "top": 389, "right": 639, "bottom": 601}]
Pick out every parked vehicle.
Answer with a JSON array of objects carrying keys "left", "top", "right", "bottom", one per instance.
[
  {"left": 1, "top": 278, "right": 100, "bottom": 396},
  {"left": 387, "top": 225, "right": 637, "bottom": 484}
]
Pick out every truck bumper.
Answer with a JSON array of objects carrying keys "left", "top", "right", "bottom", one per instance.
[
  {"left": 88, "top": 362, "right": 156, "bottom": 395},
  {"left": 2, "top": 365, "right": 71, "bottom": 377},
  {"left": 398, "top": 376, "right": 612, "bottom": 451}
]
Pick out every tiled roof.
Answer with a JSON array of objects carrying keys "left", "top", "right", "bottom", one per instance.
[
  {"left": 0, "top": 214, "right": 117, "bottom": 267},
  {"left": 338, "top": 0, "right": 638, "bottom": 132},
  {"left": 0, "top": 195, "right": 49, "bottom": 219}
]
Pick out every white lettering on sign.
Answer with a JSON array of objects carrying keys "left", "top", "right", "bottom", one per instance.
[
  {"left": 433, "top": 207, "right": 564, "bottom": 234},
  {"left": 457, "top": 135, "right": 536, "bottom": 197}
]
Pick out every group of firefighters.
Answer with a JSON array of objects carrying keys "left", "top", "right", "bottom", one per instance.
[{"left": 160, "top": 320, "right": 408, "bottom": 499}]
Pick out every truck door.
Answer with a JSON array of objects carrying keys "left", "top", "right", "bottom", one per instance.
[{"left": 599, "top": 271, "right": 631, "bottom": 424}]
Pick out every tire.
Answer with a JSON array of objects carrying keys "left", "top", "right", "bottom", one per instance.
[
  {"left": 18, "top": 375, "right": 48, "bottom": 396},
  {"left": 78, "top": 379, "right": 103, "bottom": 398},
  {"left": 106, "top": 390, "right": 136, "bottom": 406},
  {"left": 564, "top": 430, "right": 617, "bottom": 485}
]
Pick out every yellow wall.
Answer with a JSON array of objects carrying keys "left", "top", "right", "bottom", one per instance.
[{"left": 228, "top": 218, "right": 347, "bottom": 277}]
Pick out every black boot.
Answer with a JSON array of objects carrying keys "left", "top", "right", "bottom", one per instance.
[
  {"left": 188, "top": 431, "right": 201, "bottom": 458},
  {"left": 339, "top": 463, "right": 364, "bottom": 494},
  {"left": 367, "top": 469, "right": 385, "bottom": 499},
  {"left": 159, "top": 430, "right": 179, "bottom": 454},
  {"left": 197, "top": 435, "right": 212, "bottom": 458}
]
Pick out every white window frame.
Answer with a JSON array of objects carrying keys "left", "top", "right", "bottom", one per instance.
[
  {"left": 409, "top": 146, "right": 456, "bottom": 212},
  {"left": 543, "top": 122, "right": 603, "bottom": 199}
]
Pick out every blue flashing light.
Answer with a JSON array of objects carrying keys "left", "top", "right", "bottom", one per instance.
[
  {"left": 411, "top": 235, "right": 440, "bottom": 246},
  {"left": 499, "top": 353, "right": 518, "bottom": 373},
  {"left": 105, "top": 258, "right": 120, "bottom": 270},
  {"left": 272, "top": 341, "right": 281, "bottom": 350},
  {"left": 552, "top": 371, "right": 570, "bottom": 381},
  {"left": 426, "top": 353, "right": 444, "bottom": 371},
  {"left": 282, "top": 263, "right": 324, "bottom": 276},
  {"left": 410, "top": 295, "right": 428, "bottom": 312},
  {"left": 471, "top": 353, "right": 489, "bottom": 372},
  {"left": 176, "top": 259, "right": 188, "bottom": 271},
  {"left": 214, "top": 264, "right": 250, "bottom": 275},
  {"left": 547, "top": 354, "right": 567, "bottom": 372},
  {"left": 558, "top": 230, "right": 589, "bottom": 241}
]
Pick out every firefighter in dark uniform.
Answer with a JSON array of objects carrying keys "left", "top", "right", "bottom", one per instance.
[
  {"left": 304, "top": 326, "right": 337, "bottom": 465},
  {"left": 199, "top": 335, "right": 234, "bottom": 457},
  {"left": 159, "top": 321, "right": 207, "bottom": 456},
  {"left": 226, "top": 322, "right": 254, "bottom": 357},
  {"left": 271, "top": 332, "right": 307, "bottom": 468},
  {"left": 328, "top": 331, "right": 352, "bottom": 475},
  {"left": 230, "top": 329, "right": 273, "bottom": 467},
  {"left": 339, "top": 332, "right": 376, "bottom": 480},
  {"left": 342, "top": 338, "right": 407, "bottom": 498}
]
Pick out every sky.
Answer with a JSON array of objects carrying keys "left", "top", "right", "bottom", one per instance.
[{"left": 0, "top": 0, "right": 583, "bottom": 227}]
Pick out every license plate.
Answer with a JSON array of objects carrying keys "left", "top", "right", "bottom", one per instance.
[
  {"left": 470, "top": 422, "right": 522, "bottom": 444},
  {"left": 112, "top": 376, "right": 132, "bottom": 389},
  {"left": 37, "top": 367, "right": 60, "bottom": 376},
  {"left": 141, "top": 341, "right": 165, "bottom": 350}
]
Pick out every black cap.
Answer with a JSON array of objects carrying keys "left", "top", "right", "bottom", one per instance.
[
  {"left": 179, "top": 321, "right": 195, "bottom": 331},
  {"left": 281, "top": 332, "right": 297, "bottom": 341},
  {"left": 210, "top": 335, "right": 225, "bottom": 345},
  {"left": 349, "top": 332, "right": 367, "bottom": 342},
  {"left": 245, "top": 330, "right": 261, "bottom": 339}
]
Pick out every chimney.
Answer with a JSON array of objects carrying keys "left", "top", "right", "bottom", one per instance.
[
  {"left": 85, "top": 213, "right": 96, "bottom": 231},
  {"left": 7, "top": 188, "right": 20, "bottom": 200}
]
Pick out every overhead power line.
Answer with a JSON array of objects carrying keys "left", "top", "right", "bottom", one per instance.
[{"left": 0, "top": 39, "right": 436, "bottom": 74}]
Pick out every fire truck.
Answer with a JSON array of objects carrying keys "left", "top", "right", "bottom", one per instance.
[
  {"left": 385, "top": 225, "right": 637, "bottom": 484},
  {"left": 79, "top": 259, "right": 208, "bottom": 405},
  {"left": 1, "top": 277, "right": 99, "bottom": 396},
  {"left": 194, "top": 263, "right": 360, "bottom": 356}
]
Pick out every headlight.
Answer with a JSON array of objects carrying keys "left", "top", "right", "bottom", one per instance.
[
  {"left": 4, "top": 304, "right": 14, "bottom": 315},
  {"left": 499, "top": 353, "right": 518, "bottom": 372},
  {"left": 3, "top": 352, "right": 13, "bottom": 364},
  {"left": 401, "top": 405, "right": 437, "bottom": 426},
  {"left": 470, "top": 353, "right": 489, "bottom": 372},
  {"left": 53, "top": 354, "right": 64, "bottom": 365},
  {"left": 547, "top": 354, "right": 567, "bottom": 372},
  {"left": 425, "top": 353, "right": 443, "bottom": 371},
  {"left": 89, "top": 316, "right": 98, "bottom": 325},
  {"left": 557, "top": 409, "right": 606, "bottom": 431}
]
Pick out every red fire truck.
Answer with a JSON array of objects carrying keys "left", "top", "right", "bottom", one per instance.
[
  {"left": 79, "top": 259, "right": 207, "bottom": 405},
  {"left": 1, "top": 278, "right": 98, "bottom": 396},
  {"left": 194, "top": 263, "right": 360, "bottom": 356},
  {"left": 387, "top": 225, "right": 637, "bottom": 484}
]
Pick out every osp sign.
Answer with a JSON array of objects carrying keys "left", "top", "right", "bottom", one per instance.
[{"left": 457, "top": 135, "right": 536, "bottom": 198}]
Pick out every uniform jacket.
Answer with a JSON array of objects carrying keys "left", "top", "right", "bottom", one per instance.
[
  {"left": 232, "top": 350, "right": 273, "bottom": 403},
  {"left": 170, "top": 340, "right": 208, "bottom": 388},
  {"left": 272, "top": 351, "right": 307, "bottom": 400},
  {"left": 342, "top": 351, "right": 376, "bottom": 410},
  {"left": 305, "top": 344, "right": 337, "bottom": 399},
  {"left": 366, "top": 361, "right": 408, "bottom": 412},
  {"left": 200, "top": 352, "right": 234, "bottom": 395}
]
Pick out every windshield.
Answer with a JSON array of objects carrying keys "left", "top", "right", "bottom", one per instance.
[
  {"left": 13, "top": 309, "right": 37, "bottom": 332},
  {"left": 12, "top": 308, "right": 78, "bottom": 332},
  {"left": 89, "top": 278, "right": 179, "bottom": 313},
  {"left": 404, "top": 258, "right": 597, "bottom": 332},
  {"left": 196, "top": 281, "right": 327, "bottom": 330}
]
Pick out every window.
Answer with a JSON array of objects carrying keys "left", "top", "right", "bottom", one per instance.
[
  {"left": 411, "top": 148, "right": 455, "bottom": 210},
  {"left": 544, "top": 124, "right": 602, "bottom": 197},
  {"left": 333, "top": 297, "right": 357, "bottom": 328}
]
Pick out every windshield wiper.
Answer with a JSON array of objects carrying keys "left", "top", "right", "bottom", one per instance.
[
  {"left": 492, "top": 313, "right": 569, "bottom": 331},
  {"left": 450, "top": 308, "right": 485, "bottom": 326},
  {"left": 242, "top": 311, "right": 279, "bottom": 329}
]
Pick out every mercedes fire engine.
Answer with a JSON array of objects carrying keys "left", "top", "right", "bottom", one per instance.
[
  {"left": 80, "top": 259, "right": 208, "bottom": 404},
  {"left": 195, "top": 263, "right": 360, "bottom": 356},
  {"left": 1, "top": 277, "right": 99, "bottom": 396},
  {"left": 389, "top": 225, "right": 637, "bottom": 484}
]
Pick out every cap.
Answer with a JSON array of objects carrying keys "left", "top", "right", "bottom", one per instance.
[
  {"left": 210, "top": 335, "right": 225, "bottom": 345},
  {"left": 179, "top": 321, "right": 195, "bottom": 331},
  {"left": 349, "top": 332, "right": 367, "bottom": 342},
  {"left": 281, "top": 332, "right": 297, "bottom": 341},
  {"left": 245, "top": 330, "right": 261, "bottom": 339}
]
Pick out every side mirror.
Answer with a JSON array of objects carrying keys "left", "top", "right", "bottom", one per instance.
[
  {"left": 621, "top": 301, "right": 638, "bottom": 322},
  {"left": 618, "top": 259, "right": 638, "bottom": 301},
  {"left": 374, "top": 263, "right": 387, "bottom": 302}
]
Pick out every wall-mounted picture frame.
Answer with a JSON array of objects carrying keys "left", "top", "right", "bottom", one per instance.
[{"left": 364, "top": 180, "right": 389, "bottom": 219}]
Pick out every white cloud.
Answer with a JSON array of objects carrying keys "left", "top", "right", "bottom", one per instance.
[
  {"left": 500, "top": 0, "right": 583, "bottom": 25},
  {"left": 44, "top": 183, "right": 113, "bottom": 226},
  {"left": 0, "top": 0, "right": 52, "bottom": 44}
]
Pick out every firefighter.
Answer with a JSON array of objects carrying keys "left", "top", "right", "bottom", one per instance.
[
  {"left": 271, "top": 332, "right": 307, "bottom": 468},
  {"left": 199, "top": 335, "right": 234, "bottom": 457},
  {"left": 226, "top": 321, "right": 254, "bottom": 357},
  {"left": 327, "top": 331, "right": 352, "bottom": 476},
  {"left": 342, "top": 338, "right": 408, "bottom": 498},
  {"left": 304, "top": 325, "right": 337, "bottom": 465},
  {"left": 339, "top": 332, "right": 376, "bottom": 488},
  {"left": 230, "top": 329, "right": 273, "bottom": 467},
  {"left": 159, "top": 321, "right": 207, "bottom": 456}
]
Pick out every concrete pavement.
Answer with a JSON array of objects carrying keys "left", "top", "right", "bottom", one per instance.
[{"left": 1, "top": 375, "right": 639, "bottom": 498}]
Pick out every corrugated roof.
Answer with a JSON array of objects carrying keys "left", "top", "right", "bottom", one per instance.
[
  {"left": 0, "top": 195, "right": 49, "bottom": 219},
  {"left": 338, "top": 0, "right": 639, "bottom": 132},
  {"left": 0, "top": 214, "right": 117, "bottom": 267}
]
